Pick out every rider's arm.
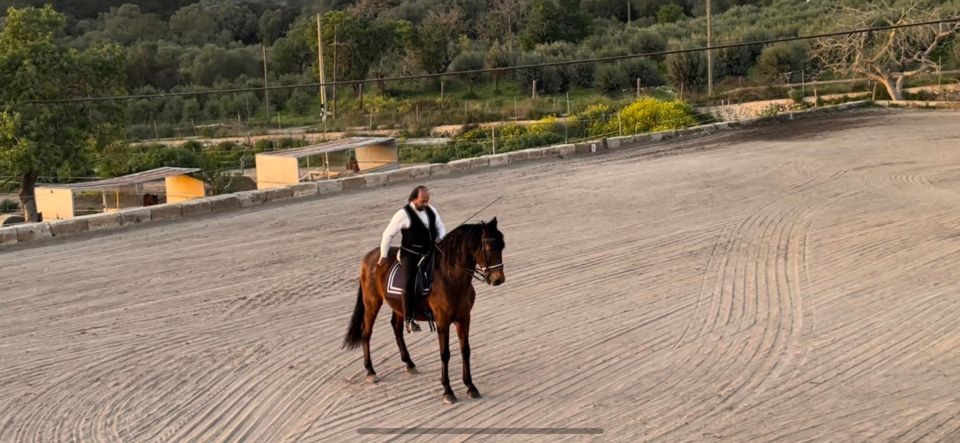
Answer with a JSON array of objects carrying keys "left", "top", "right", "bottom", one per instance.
[
  {"left": 380, "top": 210, "right": 409, "bottom": 260},
  {"left": 433, "top": 206, "right": 447, "bottom": 240}
]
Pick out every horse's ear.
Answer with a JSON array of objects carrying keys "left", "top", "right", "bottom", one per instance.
[{"left": 489, "top": 217, "right": 498, "bottom": 228}]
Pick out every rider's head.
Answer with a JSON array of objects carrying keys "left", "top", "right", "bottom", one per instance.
[{"left": 409, "top": 185, "right": 430, "bottom": 211}]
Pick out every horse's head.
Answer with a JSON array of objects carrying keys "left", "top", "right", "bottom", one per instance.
[{"left": 476, "top": 217, "right": 506, "bottom": 286}]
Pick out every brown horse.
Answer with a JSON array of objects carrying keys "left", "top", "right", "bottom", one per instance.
[{"left": 343, "top": 218, "right": 506, "bottom": 404}]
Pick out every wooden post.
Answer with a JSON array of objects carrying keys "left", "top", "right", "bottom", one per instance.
[
  {"left": 706, "top": 0, "right": 713, "bottom": 97},
  {"left": 332, "top": 25, "right": 339, "bottom": 118},
  {"left": 801, "top": 69, "right": 805, "bottom": 97},
  {"left": 324, "top": 152, "right": 330, "bottom": 179},
  {"left": 262, "top": 43, "right": 270, "bottom": 121},
  {"left": 317, "top": 14, "right": 327, "bottom": 123}
]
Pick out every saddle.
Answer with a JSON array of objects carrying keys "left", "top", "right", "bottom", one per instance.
[
  {"left": 386, "top": 261, "right": 433, "bottom": 299},
  {"left": 385, "top": 251, "right": 436, "bottom": 330}
]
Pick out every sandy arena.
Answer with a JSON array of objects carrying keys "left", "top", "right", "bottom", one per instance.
[{"left": 2, "top": 110, "right": 960, "bottom": 441}]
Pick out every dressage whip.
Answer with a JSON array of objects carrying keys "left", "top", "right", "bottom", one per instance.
[{"left": 457, "top": 196, "right": 503, "bottom": 228}]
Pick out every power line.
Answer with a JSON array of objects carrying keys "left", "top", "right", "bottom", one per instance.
[{"left": 24, "top": 17, "right": 960, "bottom": 105}]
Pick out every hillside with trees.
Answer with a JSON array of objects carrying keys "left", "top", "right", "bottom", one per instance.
[
  {"left": 2, "top": 0, "right": 956, "bottom": 138},
  {"left": 2, "top": 0, "right": 960, "bottom": 218}
]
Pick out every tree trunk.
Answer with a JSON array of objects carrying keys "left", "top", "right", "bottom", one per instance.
[
  {"left": 894, "top": 75, "right": 907, "bottom": 101},
  {"left": 879, "top": 76, "right": 904, "bottom": 101},
  {"left": 19, "top": 171, "right": 39, "bottom": 222}
]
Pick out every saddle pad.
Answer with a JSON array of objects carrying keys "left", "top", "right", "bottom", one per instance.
[{"left": 386, "top": 261, "right": 432, "bottom": 299}]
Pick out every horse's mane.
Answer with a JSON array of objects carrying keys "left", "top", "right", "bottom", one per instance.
[
  {"left": 435, "top": 223, "right": 484, "bottom": 269},
  {"left": 434, "top": 221, "right": 504, "bottom": 272}
]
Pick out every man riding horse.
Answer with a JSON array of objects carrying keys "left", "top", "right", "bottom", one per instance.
[
  {"left": 346, "top": 190, "right": 505, "bottom": 403},
  {"left": 378, "top": 185, "right": 446, "bottom": 332}
]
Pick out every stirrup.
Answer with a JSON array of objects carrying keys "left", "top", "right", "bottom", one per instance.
[{"left": 406, "top": 319, "right": 421, "bottom": 333}]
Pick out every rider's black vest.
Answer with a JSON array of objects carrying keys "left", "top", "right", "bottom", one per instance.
[{"left": 401, "top": 205, "right": 438, "bottom": 256}]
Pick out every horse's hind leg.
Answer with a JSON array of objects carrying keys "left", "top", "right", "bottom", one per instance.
[
  {"left": 456, "top": 316, "right": 481, "bottom": 399},
  {"left": 362, "top": 296, "right": 383, "bottom": 383},
  {"left": 390, "top": 312, "right": 417, "bottom": 373}
]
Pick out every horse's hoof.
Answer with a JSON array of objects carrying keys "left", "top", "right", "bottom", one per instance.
[
  {"left": 405, "top": 366, "right": 419, "bottom": 374},
  {"left": 366, "top": 374, "right": 380, "bottom": 384},
  {"left": 443, "top": 394, "right": 458, "bottom": 404},
  {"left": 467, "top": 389, "right": 482, "bottom": 399}
]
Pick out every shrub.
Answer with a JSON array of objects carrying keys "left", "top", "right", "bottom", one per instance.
[
  {"left": 573, "top": 103, "right": 613, "bottom": 137},
  {"left": 595, "top": 63, "right": 627, "bottom": 95},
  {"left": 666, "top": 51, "right": 706, "bottom": 90},
  {"left": 0, "top": 199, "right": 19, "bottom": 213},
  {"left": 621, "top": 59, "right": 664, "bottom": 88},
  {"left": 602, "top": 98, "right": 696, "bottom": 135},
  {"left": 755, "top": 41, "right": 808, "bottom": 83}
]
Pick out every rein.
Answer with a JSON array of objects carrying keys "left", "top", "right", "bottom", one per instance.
[
  {"left": 433, "top": 196, "right": 504, "bottom": 285},
  {"left": 433, "top": 226, "right": 502, "bottom": 285}
]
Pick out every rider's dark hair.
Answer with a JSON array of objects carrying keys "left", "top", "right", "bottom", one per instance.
[{"left": 408, "top": 185, "right": 429, "bottom": 202}]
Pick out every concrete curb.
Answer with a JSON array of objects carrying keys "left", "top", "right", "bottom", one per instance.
[{"left": 0, "top": 101, "right": 894, "bottom": 250}]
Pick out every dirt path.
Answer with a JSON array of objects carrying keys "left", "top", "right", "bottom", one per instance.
[{"left": 3, "top": 110, "right": 960, "bottom": 441}]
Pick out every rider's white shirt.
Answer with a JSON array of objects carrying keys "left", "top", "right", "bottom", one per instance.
[{"left": 380, "top": 203, "right": 447, "bottom": 259}]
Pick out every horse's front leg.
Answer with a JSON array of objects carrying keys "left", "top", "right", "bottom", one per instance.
[
  {"left": 437, "top": 323, "right": 457, "bottom": 404},
  {"left": 456, "top": 316, "right": 481, "bottom": 398}
]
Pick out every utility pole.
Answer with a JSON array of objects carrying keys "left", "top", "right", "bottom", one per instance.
[
  {"left": 706, "top": 0, "right": 714, "bottom": 97},
  {"left": 262, "top": 43, "right": 270, "bottom": 121},
  {"left": 316, "top": 14, "right": 327, "bottom": 126},
  {"left": 332, "top": 25, "right": 342, "bottom": 118}
]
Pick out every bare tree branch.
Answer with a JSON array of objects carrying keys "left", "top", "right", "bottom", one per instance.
[{"left": 812, "top": 0, "right": 960, "bottom": 100}]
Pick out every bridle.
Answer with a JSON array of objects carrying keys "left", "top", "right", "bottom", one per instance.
[
  {"left": 434, "top": 223, "right": 504, "bottom": 285},
  {"left": 475, "top": 234, "right": 504, "bottom": 283}
]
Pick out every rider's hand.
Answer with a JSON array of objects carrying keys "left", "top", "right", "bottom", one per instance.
[{"left": 377, "top": 257, "right": 386, "bottom": 266}]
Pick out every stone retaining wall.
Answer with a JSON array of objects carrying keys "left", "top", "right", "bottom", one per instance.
[{"left": 0, "top": 101, "right": 883, "bottom": 250}]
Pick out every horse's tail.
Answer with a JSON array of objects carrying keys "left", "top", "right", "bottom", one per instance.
[{"left": 342, "top": 283, "right": 365, "bottom": 350}]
